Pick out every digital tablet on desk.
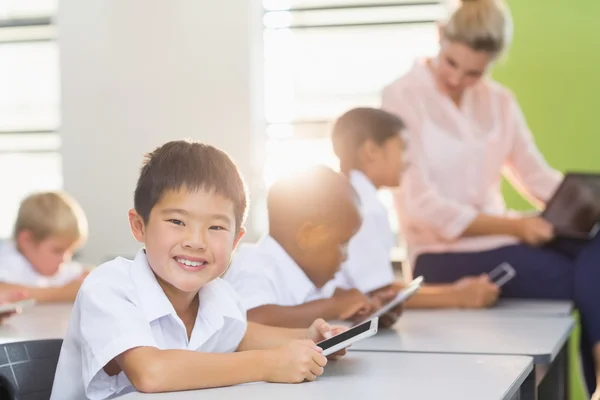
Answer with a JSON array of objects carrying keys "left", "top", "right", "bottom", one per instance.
[
  {"left": 316, "top": 318, "right": 378, "bottom": 356},
  {"left": 356, "top": 276, "right": 424, "bottom": 325},
  {"left": 542, "top": 172, "right": 600, "bottom": 240}
]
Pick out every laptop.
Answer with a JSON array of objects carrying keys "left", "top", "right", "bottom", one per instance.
[{"left": 542, "top": 172, "right": 600, "bottom": 240}]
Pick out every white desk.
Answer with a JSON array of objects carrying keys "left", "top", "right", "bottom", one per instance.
[
  {"left": 121, "top": 352, "right": 535, "bottom": 400},
  {"left": 0, "top": 304, "right": 72, "bottom": 344},
  {"left": 352, "top": 311, "right": 573, "bottom": 365},
  {"left": 490, "top": 299, "right": 573, "bottom": 317}
]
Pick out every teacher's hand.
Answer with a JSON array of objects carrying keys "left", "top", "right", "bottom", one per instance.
[{"left": 514, "top": 216, "right": 554, "bottom": 246}]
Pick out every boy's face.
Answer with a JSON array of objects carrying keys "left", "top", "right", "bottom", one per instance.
[
  {"left": 18, "top": 232, "right": 78, "bottom": 276},
  {"left": 298, "top": 200, "right": 361, "bottom": 288},
  {"left": 129, "top": 188, "right": 244, "bottom": 296},
  {"left": 368, "top": 134, "right": 405, "bottom": 188}
]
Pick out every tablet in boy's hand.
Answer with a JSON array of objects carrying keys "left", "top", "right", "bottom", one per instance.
[
  {"left": 358, "top": 276, "right": 424, "bottom": 324},
  {"left": 0, "top": 299, "right": 36, "bottom": 314},
  {"left": 316, "top": 318, "right": 378, "bottom": 356}
]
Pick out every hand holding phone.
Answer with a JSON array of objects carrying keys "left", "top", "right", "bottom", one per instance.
[
  {"left": 0, "top": 298, "right": 36, "bottom": 315},
  {"left": 488, "top": 262, "right": 516, "bottom": 288},
  {"left": 453, "top": 275, "right": 499, "bottom": 309}
]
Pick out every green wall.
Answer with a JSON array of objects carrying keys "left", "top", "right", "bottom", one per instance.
[
  {"left": 493, "top": 2, "right": 600, "bottom": 398},
  {"left": 494, "top": 0, "right": 600, "bottom": 400},
  {"left": 493, "top": 0, "right": 600, "bottom": 210}
]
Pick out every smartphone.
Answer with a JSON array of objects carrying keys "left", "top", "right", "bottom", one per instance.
[
  {"left": 316, "top": 318, "right": 379, "bottom": 356},
  {"left": 488, "top": 263, "right": 516, "bottom": 288},
  {"left": 0, "top": 299, "right": 36, "bottom": 314}
]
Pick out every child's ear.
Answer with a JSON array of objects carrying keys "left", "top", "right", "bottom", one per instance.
[
  {"left": 232, "top": 227, "right": 246, "bottom": 250},
  {"left": 362, "top": 139, "right": 382, "bottom": 164},
  {"left": 296, "top": 222, "right": 330, "bottom": 251},
  {"left": 16, "top": 230, "right": 36, "bottom": 250},
  {"left": 128, "top": 209, "right": 146, "bottom": 243}
]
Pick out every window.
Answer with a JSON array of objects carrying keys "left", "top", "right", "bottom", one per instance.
[
  {"left": 262, "top": 0, "right": 441, "bottom": 236},
  {"left": 0, "top": 0, "right": 59, "bottom": 238}
]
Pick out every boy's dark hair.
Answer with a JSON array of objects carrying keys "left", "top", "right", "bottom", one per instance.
[
  {"left": 331, "top": 107, "right": 405, "bottom": 173},
  {"left": 134, "top": 140, "right": 248, "bottom": 231}
]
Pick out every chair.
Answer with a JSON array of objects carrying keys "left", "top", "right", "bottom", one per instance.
[{"left": 0, "top": 339, "right": 62, "bottom": 400}]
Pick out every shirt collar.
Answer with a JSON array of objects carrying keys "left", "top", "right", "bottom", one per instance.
[
  {"left": 259, "top": 235, "right": 318, "bottom": 304},
  {"left": 130, "top": 249, "right": 177, "bottom": 323},
  {"left": 130, "top": 249, "right": 245, "bottom": 326}
]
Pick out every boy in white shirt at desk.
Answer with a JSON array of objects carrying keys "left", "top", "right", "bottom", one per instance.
[
  {"left": 0, "top": 191, "right": 89, "bottom": 302},
  {"left": 51, "top": 140, "right": 345, "bottom": 400},
  {"left": 225, "top": 165, "right": 380, "bottom": 328},
  {"left": 331, "top": 107, "right": 499, "bottom": 309}
]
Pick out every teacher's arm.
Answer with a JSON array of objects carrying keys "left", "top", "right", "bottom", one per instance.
[{"left": 501, "top": 93, "right": 563, "bottom": 207}]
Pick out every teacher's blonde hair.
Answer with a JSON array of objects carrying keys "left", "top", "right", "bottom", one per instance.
[{"left": 442, "top": 0, "right": 513, "bottom": 56}]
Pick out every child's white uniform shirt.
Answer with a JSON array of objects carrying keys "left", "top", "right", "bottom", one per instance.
[
  {"left": 224, "top": 235, "right": 336, "bottom": 310},
  {"left": 336, "top": 170, "right": 396, "bottom": 293},
  {"left": 50, "top": 249, "right": 247, "bottom": 400}
]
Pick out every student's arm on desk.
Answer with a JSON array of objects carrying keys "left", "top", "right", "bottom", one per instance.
[
  {"left": 114, "top": 331, "right": 329, "bottom": 392},
  {"left": 0, "top": 273, "right": 87, "bottom": 303},
  {"left": 247, "top": 288, "right": 374, "bottom": 328},
  {"left": 237, "top": 320, "right": 346, "bottom": 350}
]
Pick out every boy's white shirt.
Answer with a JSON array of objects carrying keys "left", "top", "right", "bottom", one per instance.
[
  {"left": 50, "top": 249, "right": 247, "bottom": 400},
  {"left": 335, "top": 170, "right": 396, "bottom": 293},
  {"left": 224, "top": 235, "right": 336, "bottom": 310},
  {"left": 0, "top": 241, "right": 83, "bottom": 287}
]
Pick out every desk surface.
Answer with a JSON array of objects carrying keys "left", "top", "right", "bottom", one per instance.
[
  {"left": 491, "top": 299, "right": 573, "bottom": 316},
  {"left": 0, "top": 304, "right": 72, "bottom": 344},
  {"left": 121, "top": 352, "right": 534, "bottom": 400},
  {"left": 351, "top": 311, "right": 574, "bottom": 364}
]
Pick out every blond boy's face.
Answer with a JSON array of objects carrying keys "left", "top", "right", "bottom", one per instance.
[
  {"left": 129, "top": 188, "right": 244, "bottom": 296},
  {"left": 18, "top": 233, "right": 78, "bottom": 276}
]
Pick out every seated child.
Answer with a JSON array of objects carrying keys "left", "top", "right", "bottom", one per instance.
[
  {"left": 331, "top": 107, "right": 499, "bottom": 310},
  {"left": 51, "top": 140, "right": 345, "bottom": 400},
  {"left": 0, "top": 191, "right": 89, "bottom": 302},
  {"left": 225, "top": 165, "right": 375, "bottom": 328}
]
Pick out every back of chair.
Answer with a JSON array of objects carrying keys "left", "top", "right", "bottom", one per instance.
[{"left": 0, "top": 339, "right": 62, "bottom": 400}]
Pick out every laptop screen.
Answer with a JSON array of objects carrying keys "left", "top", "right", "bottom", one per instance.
[{"left": 542, "top": 173, "right": 600, "bottom": 235}]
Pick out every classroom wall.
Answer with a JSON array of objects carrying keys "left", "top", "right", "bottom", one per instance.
[
  {"left": 494, "top": 0, "right": 600, "bottom": 209},
  {"left": 58, "top": 0, "right": 265, "bottom": 264}
]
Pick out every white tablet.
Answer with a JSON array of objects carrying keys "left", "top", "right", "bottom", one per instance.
[
  {"left": 0, "top": 299, "right": 36, "bottom": 314},
  {"left": 316, "top": 318, "right": 378, "bottom": 356},
  {"left": 358, "top": 276, "right": 424, "bottom": 324}
]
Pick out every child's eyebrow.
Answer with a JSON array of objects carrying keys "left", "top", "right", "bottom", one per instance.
[
  {"left": 161, "top": 208, "right": 232, "bottom": 224},
  {"left": 210, "top": 214, "right": 233, "bottom": 225},
  {"left": 161, "top": 208, "right": 189, "bottom": 216}
]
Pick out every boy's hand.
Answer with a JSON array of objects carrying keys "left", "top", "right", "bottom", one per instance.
[
  {"left": 370, "top": 286, "right": 404, "bottom": 329},
  {"left": 332, "top": 288, "right": 374, "bottom": 320},
  {"left": 307, "top": 318, "right": 348, "bottom": 360},
  {"left": 0, "top": 290, "right": 29, "bottom": 324},
  {"left": 453, "top": 275, "right": 500, "bottom": 308},
  {"left": 377, "top": 304, "right": 404, "bottom": 329},
  {"left": 263, "top": 340, "right": 327, "bottom": 383}
]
